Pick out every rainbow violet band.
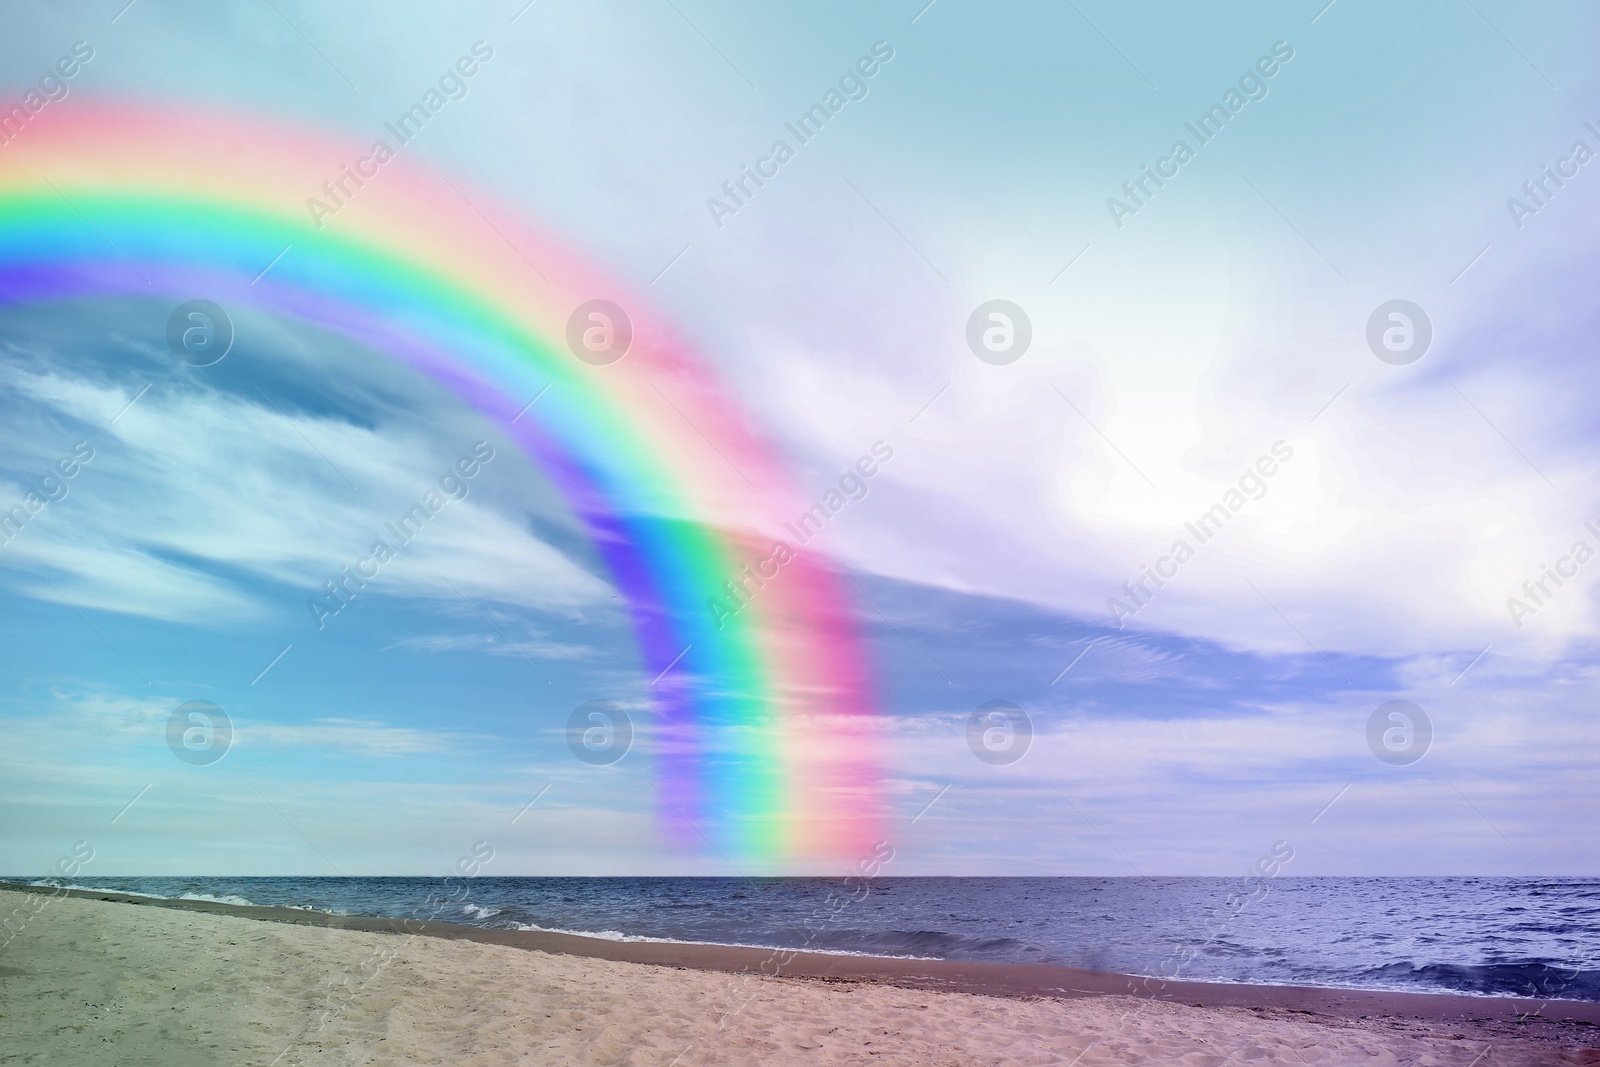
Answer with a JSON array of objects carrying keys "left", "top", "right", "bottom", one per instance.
[{"left": 0, "top": 104, "right": 881, "bottom": 862}]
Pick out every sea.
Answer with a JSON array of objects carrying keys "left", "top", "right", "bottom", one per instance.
[{"left": 16, "top": 875, "right": 1599, "bottom": 1001}]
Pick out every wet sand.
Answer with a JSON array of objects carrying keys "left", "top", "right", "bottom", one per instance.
[{"left": 2, "top": 883, "right": 1596, "bottom": 1065}]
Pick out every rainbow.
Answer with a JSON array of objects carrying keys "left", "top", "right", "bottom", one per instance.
[{"left": 0, "top": 104, "right": 881, "bottom": 862}]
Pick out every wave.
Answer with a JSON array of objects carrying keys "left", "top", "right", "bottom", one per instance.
[
  {"left": 796, "top": 928, "right": 1037, "bottom": 961},
  {"left": 7, "top": 881, "right": 334, "bottom": 915},
  {"left": 510, "top": 922, "right": 642, "bottom": 941},
  {"left": 13, "top": 876, "right": 1596, "bottom": 1002},
  {"left": 18, "top": 879, "right": 176, "bottom": 898},
  {"left": 177, "top": 892, "right": 261, "bottom": 908},
  {"left": 496, "top": 921, "right": 1031, "bottom": 962},
  {"left": 1346, "top": 960, "right": 1600, "bottom": 1001}
]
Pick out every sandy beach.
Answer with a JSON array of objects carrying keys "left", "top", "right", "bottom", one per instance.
[{"left": 1, "top": 885, "right": 1596, "bottom": 1065}]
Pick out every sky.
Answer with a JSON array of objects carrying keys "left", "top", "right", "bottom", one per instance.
[{"left": 1, "top": 0, "right": 1598, "bottom": 877}]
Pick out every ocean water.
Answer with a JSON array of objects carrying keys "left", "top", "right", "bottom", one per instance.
[{"left": 15, "top": 875, "right": 1598, "bottom": 1001}]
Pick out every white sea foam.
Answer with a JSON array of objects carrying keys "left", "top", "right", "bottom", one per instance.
[
  {"left": 503, "top": 922, "right": 938, "bottom": 960},
  {"left": 178, "top": 892, "right": 259, "bottom": 908},
  {"left": 6, "top": 882, "right": 336, "bottom": 914}
]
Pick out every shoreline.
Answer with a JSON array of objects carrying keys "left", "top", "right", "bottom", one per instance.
[{"left": 6, "top": 881, "right": 1596, "bottom": 1032}]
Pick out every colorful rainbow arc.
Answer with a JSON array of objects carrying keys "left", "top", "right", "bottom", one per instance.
[{"left": 0, "top": 104, "right": 881, "bottom": 862}]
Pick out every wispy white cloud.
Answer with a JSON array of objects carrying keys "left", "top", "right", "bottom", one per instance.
[
  {"left": 0, "top": 365, "right": 612, "bottom": 623},
  {"left": 383, "top": 631, "right": 599, "bottom": 660},
  {"left": 242, "top": 718, "right": 467, "bottom": 757},
  {"left": 0, "top": 689, "right": 477, "bottom": 760}
]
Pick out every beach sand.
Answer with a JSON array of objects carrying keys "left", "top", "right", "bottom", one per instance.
[{"left": 2, "top": 887, "right": 1596, "bottom": 1066}]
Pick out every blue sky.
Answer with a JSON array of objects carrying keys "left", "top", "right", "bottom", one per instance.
[{"left": 2, "top": 0, "right": 1598, "bottom": 876}]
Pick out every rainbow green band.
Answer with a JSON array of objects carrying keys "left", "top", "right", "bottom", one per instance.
[{"left": 0, "top": 104, "right": 882, "bottom": 862}]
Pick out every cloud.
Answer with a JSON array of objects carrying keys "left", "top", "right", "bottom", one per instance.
[
  {"left": 383, "top": 631, "right": 599, "bottom": 660},
  {"left": 695, "top": 214, "right": 1600, "bottom": 670},
  {"left": 0, "top": 688, "right": 476, "bottom": 760},
  {"left": 241, "top": 718, "right": 468, "bottom": 757},
  {"left": 0, "top": 360, "right": 612, "bottom": 624}
]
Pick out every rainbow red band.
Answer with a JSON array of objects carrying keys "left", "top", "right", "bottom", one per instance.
[{"left": 0, "top": 104, "right": 881, "bottom": 862}]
